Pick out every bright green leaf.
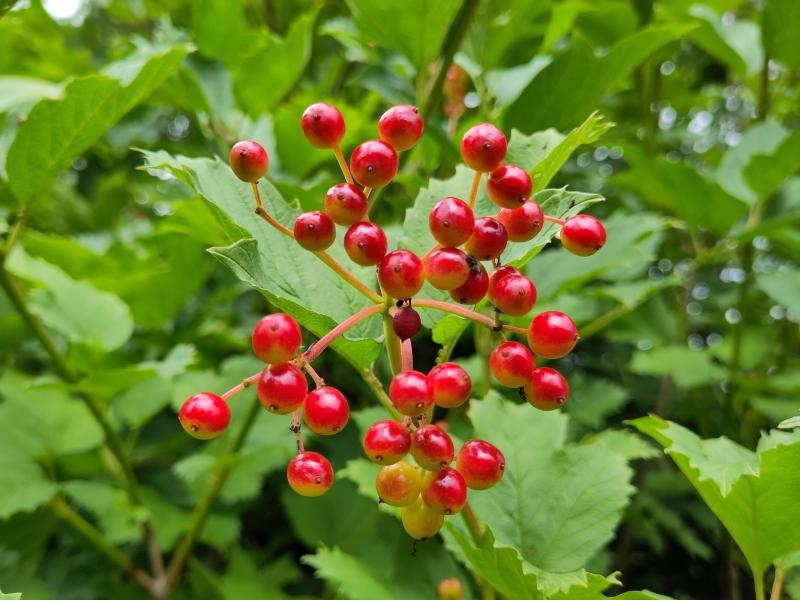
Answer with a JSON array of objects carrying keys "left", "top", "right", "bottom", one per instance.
[
  {"left": 763, "top": 0, "right": 800, "bottom": 68},
  {"left": 757, "top": 268, "right": 800, "bottom": 318},
  {"left": 631, "top": 346, "right": 725, "bottom": 388}
]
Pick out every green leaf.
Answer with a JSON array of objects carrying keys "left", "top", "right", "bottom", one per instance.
[
  {"left": 757, "top": 267, "right": 800, "bottom": 318},
  {"left": 567, "top": 374, "right": 630, "bottom": 428},
  {"left": 0, "top": 443, "right": 57, "bottom": 519},
  {"left": 0, "top": 589, "right": 22, "bottom": 600},
  {"left": 219, "top": 550, "right": 302, "bottom": 600},
  {"left": 0, "top": 76, "right": 61, "bottom": 113},
  {"left": 743, "top": 129, "right": 800, "bottom": 201},
  {"left": 7, "top": 45, "right": 188, "bottom": 201},
  {"left": 631, "top": 346, "right": 725, "bottom": 388},
  {"left": 303, "top": 548, "right": 395, "bottom": 600},
  {"left": 61, "top": 481, "right": 139, "bottom": 545},
  {"left": 686, "top": 6, "right": 761, "bottom": 76},
  {"left": 763, "top": 0, "right": 800, "bottom": 69}
]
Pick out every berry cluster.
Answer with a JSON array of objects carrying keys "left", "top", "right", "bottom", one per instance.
[{"left": 179, "top": 101, "right": 606, "bottom": 541}]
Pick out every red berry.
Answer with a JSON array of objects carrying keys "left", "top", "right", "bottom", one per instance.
[
  {"left": 378, "top": 249, "right": 424, "bottom": 300},
  {"left": 487, "top": 265, "right": 519, "bottom": 298},
  {"left": 498, "top": 201, "right": 543, "bottom": 242},
  {"left": 456, "top": 440, "right": 505, "bottom": 490},
  {"left": 178, "top": 393, "right": 230, "bottom": 439},
  {"left": 344, "top": 222, "right": 388, "bottom": 266},
  {"left": 324, "top": 183, "right": 368, "bottom": 226},
  {"left": 364, "top": 419, "right": 411, "bottom": 464},
  {"left": 460, "top": 123, "right": 507, "bottom": 172},
  {"left": 287, "top": 451, "right": 334, "bottom": 497},
  {"left": 486, "top": 164, "right": 531, "bottom": 208},
  {"left": 449, "top": 262, "right": 489, "bottom": 304},
  {"left": 378, "top": 104, "right": 424, "bottom": 151},
  {"left": 464, "top": 217, "right": 508, "bottom": 261},
  {"left": 411, "top": 425, "right": 455, "bottom": 471},
  {"left": 528, "top": 311, "right": 578, "bottom": 359},
  {"left": 375, "top": 461, "right": 421, "bottom": 506},
  {"left": 401, "top": 497, "right": 444, "bottom": 539},
  {"left": 301, "top": 102, "right": 345, "bottom": 149},
  {"left": 393, "top": 306, "right": 422, "bottom": 341},
  {"left": 438, "top": 578, "right": 464, "bottom": 600},
  {"left": 428, "top": 363, "right": 471, "bottom": 408},
  {"left": 252, "top": 313, "right": 302, "bottom": 364},
  {"left": 303, "top": 386, "right": 349, "bottom": 435},
  {"left": 524, "top": 367, "right": 569, "bottom": 411},
  {"left": 257, "top": 363, "right": 308, "bottom": 414},
  {"left": 389, "top": 370, "right": 433, "bottom": 417},
  {"left": 294, "top": 211, "right": 335, "bottom": 251},
  {"left": 561, "top": 214, "right": 606, "bottom": 256},
  {"left": 423, "top": 247, "right": 471, "bottom": 290},
  {"left": 489, "top": 273, "right": 537, "bottom": 316},
  {"left": 349, "top": 140, "right": 398, "bottom": 187},
  {"left": 489, "top": 341, "right": 535, "bottom": 387},
  {"left": 229, "top": 140, "right": 269, "bottom": 182},
  {"left": 429, "top": 197, "right": 474, "bottom": 247},
  {"left": 421, "top": 467, "right": 467, "bottom": 515}
]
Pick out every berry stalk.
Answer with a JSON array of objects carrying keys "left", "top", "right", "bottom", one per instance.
[
  {"left": 543, "top": 215, "right": 565, "bottom": 226},
  {"left": 303, "top": 303, "right": 386, "bottom": 363},
  {"left": 303, "top": 361, "right": 326, "bottom": 387},
  {"left": 290, "top": 408, "right": 305, "bottom": 452},
  {"left": 467, "top": 170, "right": 482, "bottom": 209},
  {"left": 332, "top": 145, "right": 354, "bottom": 184},
  {"left": 413, "top": 298, "right": 526, "bottom": 335},
  {"left": 400, "top": 338, "right": 414, "bottom": 372},
  {"left": 222, "top": 373, "right": 259, "bottom": 401}
]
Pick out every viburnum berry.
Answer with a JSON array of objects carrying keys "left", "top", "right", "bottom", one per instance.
[
  {"left": 489, "top": 273, "right": 537, "bottom": 316},
  {"left": 178, "top": 393, "right": 230, "bottom": 439},
  {"left": 489, "top": 341, "right": 535, "bottom": 387},
  {"left": 344, "top": 221, "right": 388, "bottom": 266},
  {"left": 324, "top": 183, "right": 368, "bottom": 226},
  {"left": 294, "top": 211, "right": 335, "bottom": 251},
  {"left": 561, "top": 214, "right": 607, "bottom": 256},
  {"left": 449, "top": 262, "right": 489, "bottom": 304},
  {"left": 528, "top": 311, "right": 578, "bottom": 359},
  {"left": 410, "top": 425, "right": 455, "bottom": 471},
  {"left": 301, "top": 102, "right": 345, "bottom": 149},
  {"left": 252, "top": 313, "right": 302, "bottom": 364},
  {"left": 423, "top": 247, "right": 471, "bottom": 291},
  {"left": 456, "top": 440, "right": 505, "bottom": 490},
  {"left": 486, "top": 164, "right": 531, "bottom": 208},
  {"left": 393, "top": 305, "right": 421, "bottom": 341},
  {"left": 421, "top": 467, "right": 467, "bottom": 515},
  {"left": 257, "top": 363, "right": 308, "bottom": 414},
  {"left": 303, "top": 386, "right": 349, "bottom": 435},
  {"left": 429, "top": 197, "right": 474, "bottom": 247},
  {"left": 375, "top": 461, "right": 422, "bottom": 506},
  {"left": 228, "top": 140, "right": 269, "bottom": 182},
  {"left": 364, "top": 419, "right": 411, "bottom": 464},
  {"left": 524, "top": 367, "right": 569, "bottom": 411},
  {"left": 460, "top": 123, "right": 507, "bottom": 172},
  {"left": 401, "top": 497, "right": 444, "bottom": 540},
  {"left": 350, "top": 140, "right": 398, "bottom": 187},
  {"left": 498, "top": 201, "right": 543, "bottom": 242},
  {"left": 464, "top": 217, "right": 508, "bottom": 261},
  {"left": 378, "top": 105, "right": 424, "bottom": 151},
  {"left": 487, "top": 265, "right": 519, "bottom": 298},
  {"left": 389, "top": 371, "right": 433, "bottom": 417},
  {"left": 428, "top": 362, "right": 471, "bottom": 408},
  {"left": 378, "top": 249, "right": 424, "bottom": 300},
  {"left": 287, "top": 451, "right": 334, "bottom": 497},
  {"left": 437, "top": 578, "right": 464, "bottom": 600}
]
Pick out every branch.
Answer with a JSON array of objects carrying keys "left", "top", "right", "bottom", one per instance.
[
  {"left": 361, "top": 368, "right": 403, "bottom": 420},
  {"left": 412, "top": 298, "right": 525, "bottom": 335}
]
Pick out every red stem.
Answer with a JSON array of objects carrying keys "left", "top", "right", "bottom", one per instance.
[
  {"left": 291, "top": 409, "right": 304, "bottom": 453},
  {"left": 221, "top": 373, "right": 260, "bottom": 401},
  {"left": 400, "top": 339, "right": 414, "bottom": 372},
  {"left": 413, "top": 298, "right": 528, "bottom": 336},
  {"left": 303, "top": 303, "right": 385, "bottom": 363},
  {"left": 468, "top": 171, "right": 482, "bottom": 209},
  {"left": 544, "top": 215, "right": 565, "bottom": 226},
  {"left": 303, "top": 362, "right": 326, "bottom": 387}
]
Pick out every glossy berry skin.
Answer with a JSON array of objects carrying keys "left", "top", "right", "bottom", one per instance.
[
  {"left": 437, "top": 578, "right": 464, "bottom": 600},
  {"left": 421, "top": 467, "right": 468, "bottom": 515},
  {"left": 294, "top": 211, "right": 335, "bottom": 251},
  {"left": 286, "top": 451, "right": 333, "bottom": 497},
  {"left": 378, "top": 105, "right": 424, "bottom": 151},
  {"left": 375, "top": 461, "right": 421, "bottom": 506},
  {"left": 460, "top": 123, "right": 507, "bottom": 172},
  {"left": 498, "top": 201, "right": 544, "bottom": 242},
  {"left": 393, "top": 306, "right": 421, "bottom": 341},
  {"left": 229, "top": 140, "right": 269, "bottom": 182},
  {"left": 324, "top": 183, "right": 368, "bottom": 226},
  {"left": 456, "top": 440, "right": 505, "bottom": 490},
  {"left": 428, "top": 362, "right": 471, "bottom": 408},
  {"left": 429, "top": 197, "right": 474, "bottom": 247},
  {"left": 525, "top": 367, "right": 569, "bottom": 411},
  {"left": 464, "top": 217, "right": 508, "bottom": 261},
  {"left": 489, "top": 341, "right": 536, "bottom": 387},
  {"left": 389, "top": 370, "right": 433, "bottom": 417},
  {"left": 378, "top": 250, "right": 424, "bottom": 300},
  {"left": 449, "top": 262, "right": 489, "bottom": 304},
  {"left": 252, "top": 313, "right": 302, "bottom": 364},
  {"left": 179, "top": 393, "right": 230, "bottom": 439},
  {"left": 364, "top": 420, "right": 411, "bottom": 464},
  {"left": 257, "top": 363, "right": 308, "bottom": 414},
  {"left": 423, "top": 247, "right": 470, "bottom": 290},
  {"left": 528, "top": 311, "right": 579, "bottom": 359},
  {"left": 303, "top": 386, "right": 349, "bottom": 435},
  {"left": 561, "top": 214, "right": 606, "bottom": 256},
  {"left": 486, "top": 164, "right": 531, "bottom": 208},
  {"left": 344, "top": 222, "right": 388, "bottom": 266},
  {"left": 487, "top": 265, "right": 519, "bottom": 298},
  {"left": 489, "top": 273, "right": 537, "bottom": 316},
  {"left": 349, "top": 140, "right": 398, "bottom": 187},
  {"left": 301, "top": 102, "right": 345, "bottom": 149},
  {"left": 401, "top": 497, "right": 444, "bottom": 540},
  {"left": 411, "top": 425, "right": 455, "bottom": 471}
]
